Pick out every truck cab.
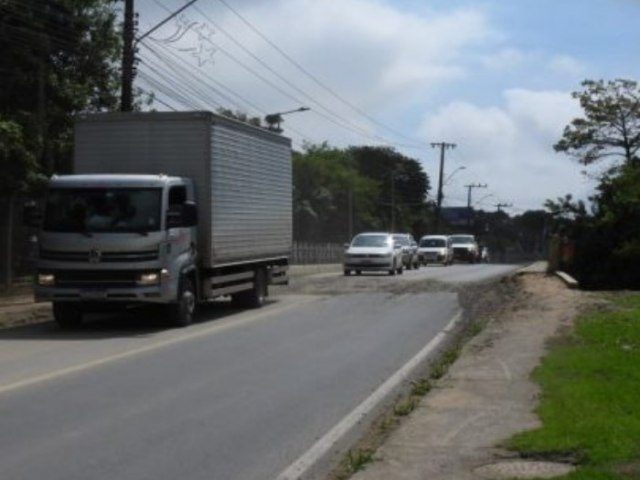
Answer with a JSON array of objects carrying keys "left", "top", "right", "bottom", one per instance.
[{"left": 33, "top": 174, "right": 198, "bottom": 327}]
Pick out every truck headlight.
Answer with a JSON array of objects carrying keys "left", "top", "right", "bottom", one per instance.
[
  {"left": 37, "top": 273, "right": 55, "bottom": 286},
  {"left": 136, "top": 271, "right": 160, "bottom": 286}
]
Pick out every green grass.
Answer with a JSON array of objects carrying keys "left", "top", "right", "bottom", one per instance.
[{"left": 507, "top": 293, "right": 640, "bottom": 479}]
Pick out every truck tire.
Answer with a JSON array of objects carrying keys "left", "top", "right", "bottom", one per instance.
[
  {"left": 247, "top": 268, "right": 267, "bottom": 308},
  {"left": 53, "top": 302, "right": 83, "bottom": 329},
  {"left": 169, "top": 276, "right": 196, "bottom": 327},
  {"left": 233, "top": 269, "right": 267, "bottom": 308}
]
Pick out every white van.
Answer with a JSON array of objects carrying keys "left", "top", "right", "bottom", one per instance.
[{"left": 418, "top": 235, "right": 453, "bottom": 266}]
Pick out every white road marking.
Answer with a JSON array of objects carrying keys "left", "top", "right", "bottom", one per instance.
[
  {"left": 275, "top": 310, "right": 464, "bottom": 480},
  {"left": 0, "top": 297, "right": 318, "bottom": 396}
]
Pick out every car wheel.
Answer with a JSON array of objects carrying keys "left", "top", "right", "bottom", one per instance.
[
  {"left": 356, "top": 270, "right": 362, "bottom": 275},
  {"left": 344, "top": 269, "right": 351, "bottom": 276}
]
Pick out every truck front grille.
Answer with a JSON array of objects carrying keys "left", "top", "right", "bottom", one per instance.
[
  {"left": 40, "top": 249, "right": 159, "bottom": 263},
  {"left": 53, "top": 270, "right": 142, "bottom": 288}
]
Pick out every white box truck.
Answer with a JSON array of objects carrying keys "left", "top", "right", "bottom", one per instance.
[{"left": 29, "top": 111, "right": 291, "bottom": 327}]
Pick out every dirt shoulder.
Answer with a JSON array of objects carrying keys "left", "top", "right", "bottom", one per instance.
[{"left": 348, "top": 272, "right": 592, "bottom": 480}]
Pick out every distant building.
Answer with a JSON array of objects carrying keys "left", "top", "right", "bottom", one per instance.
[{"left": 441, "top": 207, "right": 473, "bottom": 227}]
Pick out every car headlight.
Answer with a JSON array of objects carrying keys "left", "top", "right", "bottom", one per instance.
[
  {"left": 136, "top": 271, "right": 161, "bottom": 286},
  {"left": 37, "top": 273, "right": 55, "bottom": 286}
]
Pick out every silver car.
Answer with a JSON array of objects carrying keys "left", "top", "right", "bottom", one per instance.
[
  {"left": 343, "top": 232, "right": 403, "bottom": 276},
  {"left": 392, "top": 233, "right": 420, "bottom": 270}
]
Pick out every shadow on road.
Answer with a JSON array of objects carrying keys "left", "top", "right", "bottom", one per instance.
[{"left": 0, "top": 298, "right": 279, "bottom": 341}]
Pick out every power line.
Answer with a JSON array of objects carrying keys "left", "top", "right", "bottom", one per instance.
[
  {"left": 143, "top": 0, "right": 423, "bottom": 149},
  {"left": 214, "top": 0, "right": 425, "bottom": 148},
  {"left": 193, "top": 4, "right": 411, "bottom": 146},
  {"left": 138, "top": 38, "right": 318, "bottom": 144}
]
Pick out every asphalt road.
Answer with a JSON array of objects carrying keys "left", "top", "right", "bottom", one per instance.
[{"left": 0, "top": 263, "right": 519, "bottom": 480}]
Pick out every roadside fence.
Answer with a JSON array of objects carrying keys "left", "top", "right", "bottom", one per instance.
[{"left": 292, "top": 242, "right": 344, "bottom": 265}]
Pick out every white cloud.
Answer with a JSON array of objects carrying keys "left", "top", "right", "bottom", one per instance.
[
  {"left": 208, "top": 0, "right": 495, "bottom": 111},
  {"left": 419, "top": 89, "right": 593, "bottom": 211},
  {"left": 546, "top": 55, "right": 586, "bottom": 77},
  {"left": 480, "top": 48, "right": 528, "bottom": 70}
]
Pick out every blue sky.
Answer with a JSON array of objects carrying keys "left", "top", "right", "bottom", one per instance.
[{"left": 135, "top": 0, "right": 640, "bottom": 212}]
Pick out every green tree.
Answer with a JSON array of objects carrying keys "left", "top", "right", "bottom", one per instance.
[
  {"left": 0, "top": 119, "right": 39, "bottom": 196},
  {"left": 349, "top": 146, "right": 430, "bottom": 235},
  {"left": 293, "top": 143, "right": 378, "bottom": 243},
  {"left": 216, "top": 108, "right": 263, "bottom": 127},
  {"left": 0, "top": 0, "right": 122, "bottom": 175},
  {"left": 550, "top": 78, "right": 640, "bottom": 288},
  {"left": 554, "top": 79, "right": 640, "bottom": 169}
]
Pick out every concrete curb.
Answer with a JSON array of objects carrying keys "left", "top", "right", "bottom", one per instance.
[
  {"left": 516, "top": 261, "right": 579, "bottom": 289},
  {"left": 555, "top": 271, "right": 579, "bottom": 289}
]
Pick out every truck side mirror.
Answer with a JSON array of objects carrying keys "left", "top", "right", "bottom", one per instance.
[
  {"left": 167, "top": 202, "right": 198, "bottom": 228},
  {"left": 23, "top": 203, "right": 42, "bottom": 228}
]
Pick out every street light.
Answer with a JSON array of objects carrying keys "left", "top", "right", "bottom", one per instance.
[
  {"left": 265, "top": 107, "right": 310, "bottom": 133},
  {"left": 474, "top": 193, "right": 495, "bottom": 208},
  {"left": 444, "top": 166, "right": 466, "bottom": 185}
]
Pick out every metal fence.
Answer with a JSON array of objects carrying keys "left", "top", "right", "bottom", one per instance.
[{"left": 291, "top": 242, "right": 344, "bottom": 265}]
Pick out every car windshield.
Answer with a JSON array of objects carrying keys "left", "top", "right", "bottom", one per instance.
[
  {"left": 421, "top": 238, "right": 445, "bottom": 247},
  {"left": 392, "top": 235, "right": 409, "bottom": 246},
  {"left": 43, "top": 187, "right": 162, "bottom": 233},
  {"left": 351, "top": 234, "right": 390, "bottom": 248},
  {"left": 450, "top": 235, "right": 474, "bottom": 244}
]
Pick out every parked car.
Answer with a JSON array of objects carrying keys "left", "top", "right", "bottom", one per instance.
[
  {"left": 450, "top": 234, "right": 480, "bottom": 263},
  {"left": 418, "top": 235, "right": 453, "bottom": 266},
  {"left": 392, "top": 233, "right": 420, "bottom": 270},
  {"left": 343, "top": 232, "right": 403, "bottom": 275}
]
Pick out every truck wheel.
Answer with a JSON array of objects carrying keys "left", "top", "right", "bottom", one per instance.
[
  {"left": 170, "top": 276, "right": 196, "bottom": 327},
  {"left": 234, "top": 269, "right": 268, "bottom": 308},
  {"left": 247, "top": 269, "right": 267, "bottom": 308},
  {"left": 53, "top": 302, "right": 83, "bottom": 329}
]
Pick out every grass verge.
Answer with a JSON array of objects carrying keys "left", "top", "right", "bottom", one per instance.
[{"left": 507, "top": 292, "right": 640, "bottom": 479}]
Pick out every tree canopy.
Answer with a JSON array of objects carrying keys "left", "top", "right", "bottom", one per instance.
[
  {"left": 0, "top": 0, "right": 122, "bottom": 180},
  {"left": 549, "top": 78, "right": 640, "bottom": 288},
  {"left": 554, "top": 79, "right": 640, "bottom": 169},
  {"left": 293, "top": 143, "right": 431, "bottom": 242}
]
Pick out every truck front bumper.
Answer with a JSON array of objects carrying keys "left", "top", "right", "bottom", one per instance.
[{"left": 34, "top": 269, "right": 174, "bottom": 304}]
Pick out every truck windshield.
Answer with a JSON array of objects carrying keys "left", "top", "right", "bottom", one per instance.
[{"left": 43, "top": 188, "right": 162, "bottom": 233}]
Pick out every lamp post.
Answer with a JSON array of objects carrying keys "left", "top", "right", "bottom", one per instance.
[
  {"left": 444, "top": 166, "right": 466, "bottom": 185},
  {"left": 265, "top": 107, "right": 310, "bottom": 133}
]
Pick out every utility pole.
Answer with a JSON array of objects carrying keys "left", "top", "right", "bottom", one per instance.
[
  {"left": 430, "top": 142, "right": 456, "bottom": 232},
  {"left": 495, "top": 202, "right": 513, "bottom": 212},
  {"left": 120, "top": 0, "right": 200, "bottom": 112},
  {"left": 390, "top": 173, "right": 396, "bottom": 232},
  {"left": 121, "top": 0, "right": 135, "bottom": 112},
  {"left": 464, "top": 183, "right": 488, "bottom": 227}
]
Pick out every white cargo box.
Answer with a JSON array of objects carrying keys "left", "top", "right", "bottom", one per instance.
[{"left": 73, "top": 111, "right": 292, "bottom": 268}]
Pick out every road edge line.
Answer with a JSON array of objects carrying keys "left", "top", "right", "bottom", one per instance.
[{"left": 275, "top": 309, "right": 464, "bottom": 480}]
